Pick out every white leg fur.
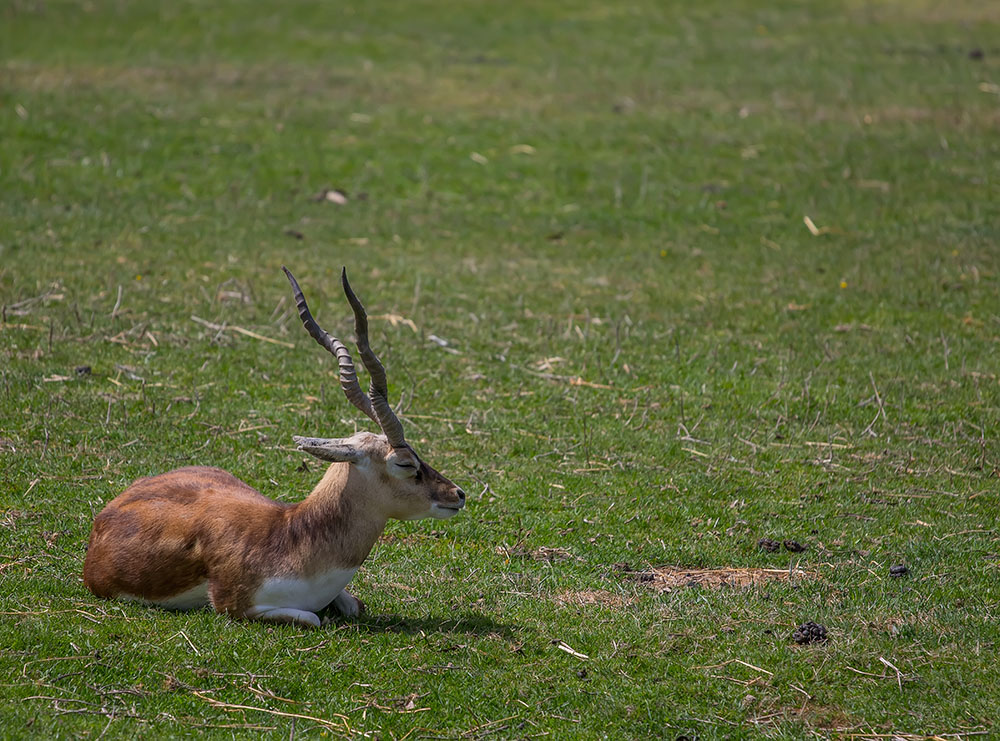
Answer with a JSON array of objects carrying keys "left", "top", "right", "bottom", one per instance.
[
  {"left": 319, "top": 590, "right": 364, "bottom": 626},
  {"left": 245, "top": 606, "right": 321, "bottom": 628},
  {"left": 332, "top": 589, "right": 363, "bottom": 616}
]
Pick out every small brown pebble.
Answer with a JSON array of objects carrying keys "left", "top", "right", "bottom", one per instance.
[
  {"left": 783, "top": 540, "right": 807, "bottom": 552},
  {"left": 758, "top": 538, "right": 780, "bottom": 552},
  {"left": 889, "top": 564, "right": 908, "bottom": 577},
  {"left": 576, "top": 669, "right": 588, "bottom": 679}
]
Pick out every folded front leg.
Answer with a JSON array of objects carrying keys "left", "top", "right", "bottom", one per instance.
[
  {"left": 332, "top": 588, "right": 365, "bottom": 616},
  {"left": 319, "top": 589, "right": 366, "bottom": 626},
  {"left": 244, "top": 605, "right": 322, "bottom": 628}
]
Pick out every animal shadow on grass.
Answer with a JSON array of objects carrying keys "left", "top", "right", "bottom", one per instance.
[
  {"left": 109, "top": 602, "right": 517, "bottom": 638},
  {"left": 346, "top": 611, "right": 522, "bottom": 639}
]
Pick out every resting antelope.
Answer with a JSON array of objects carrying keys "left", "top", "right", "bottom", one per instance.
[{"left": 83, "top": 267, "right": 466, "bottom": 628}]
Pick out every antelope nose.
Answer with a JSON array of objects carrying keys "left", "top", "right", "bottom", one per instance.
[{"left": 456, "top": 488, "right": 466, "bottom": 505}]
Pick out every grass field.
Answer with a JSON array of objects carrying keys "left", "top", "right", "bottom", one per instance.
[{"left": 2, "top": 0, "right": 1000, "bottom": 738}]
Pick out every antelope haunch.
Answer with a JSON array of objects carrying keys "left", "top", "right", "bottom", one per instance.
[{"left": 83, "top": 267, "right": 466, "bottom": 628}]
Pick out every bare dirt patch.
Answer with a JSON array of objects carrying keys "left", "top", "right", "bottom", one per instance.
[{"left": 630, "top": 566, "right": 816, "bottom": 592}]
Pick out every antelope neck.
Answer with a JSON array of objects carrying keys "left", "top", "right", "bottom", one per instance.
[{"left": 292, "top": 462, "right": 389, "bottom": 568}]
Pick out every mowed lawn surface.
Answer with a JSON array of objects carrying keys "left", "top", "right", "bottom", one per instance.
[{"left": 2, "top": 1, "right": 999, "bottom": 738}]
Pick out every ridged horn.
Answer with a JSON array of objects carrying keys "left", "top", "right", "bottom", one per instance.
[
  {"left": 283, "top": 266, "right": 379, "bottom": 427},
  {"left": 341, "top": 267, "right": 407, "bottom": 449}
]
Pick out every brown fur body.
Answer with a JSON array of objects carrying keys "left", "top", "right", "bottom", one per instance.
[
  {"left": 83, "top": 432, "right": 464, "bottom": 623},
  {"left": 84, "top": 465, "right": 372, "bottom": 616}
]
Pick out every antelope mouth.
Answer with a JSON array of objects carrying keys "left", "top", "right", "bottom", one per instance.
[{"left": 430, "top": 502, "right": 464, "bottom": 519}]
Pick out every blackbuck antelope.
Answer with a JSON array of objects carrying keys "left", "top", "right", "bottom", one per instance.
[{"left": 83, "top": 267, "right": 466, "bottom": 627}]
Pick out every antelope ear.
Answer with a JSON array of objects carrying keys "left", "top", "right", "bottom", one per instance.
[{"left": 293, "top": 436, "right": 366, "bottom": 463}]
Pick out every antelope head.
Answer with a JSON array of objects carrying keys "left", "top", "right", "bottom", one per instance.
[{"left": 283, "top": 266, "right": 466, "bottom": 521}]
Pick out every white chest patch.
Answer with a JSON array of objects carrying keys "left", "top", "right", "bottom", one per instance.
[{"left": 252, "top": 567, "right": 359, "bottom": 612}]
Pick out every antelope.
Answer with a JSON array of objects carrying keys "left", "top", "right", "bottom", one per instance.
[{"left": 83, "top": 267, "right": 466, "bottom": 628}]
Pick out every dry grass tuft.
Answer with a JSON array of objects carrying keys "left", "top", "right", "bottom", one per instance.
[
  {"left": 554, "top": 589, "right": 628, "bottom": 608},
  {"left": 498, "top": 545, "right": 580, "bottom": 562},
  {"left": 632, "top": 566, "right": 817, "bottom": 592}
]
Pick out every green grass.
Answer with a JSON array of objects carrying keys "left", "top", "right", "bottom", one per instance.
[{"left": 2, "top": 0, "right": 999, "bottom": 738}]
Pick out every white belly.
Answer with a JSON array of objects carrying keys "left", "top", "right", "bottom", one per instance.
[
  {"left": 252, "top": 567, "right": 359, "bottom": 612},
  {"left": 121, "top": 581, "right": 210, "bottom": 611}
]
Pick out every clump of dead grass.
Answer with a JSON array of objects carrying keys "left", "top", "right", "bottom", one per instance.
[
  {"left": 631, "top": 566, "right": 817, "bottom": 592},
  {"left": 497, "top": 545, "right": 581, "bottom": 562},
  {"left": 554, "top": 589, "right": 628, "bottom": 608}
]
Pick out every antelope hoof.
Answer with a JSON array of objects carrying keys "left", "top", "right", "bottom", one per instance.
[
  {"left": 332, "top": 589, "right": 365, "bottom": 617},
  {"left": 321, "top": 593, "right": 365, "bottom": 626}
]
